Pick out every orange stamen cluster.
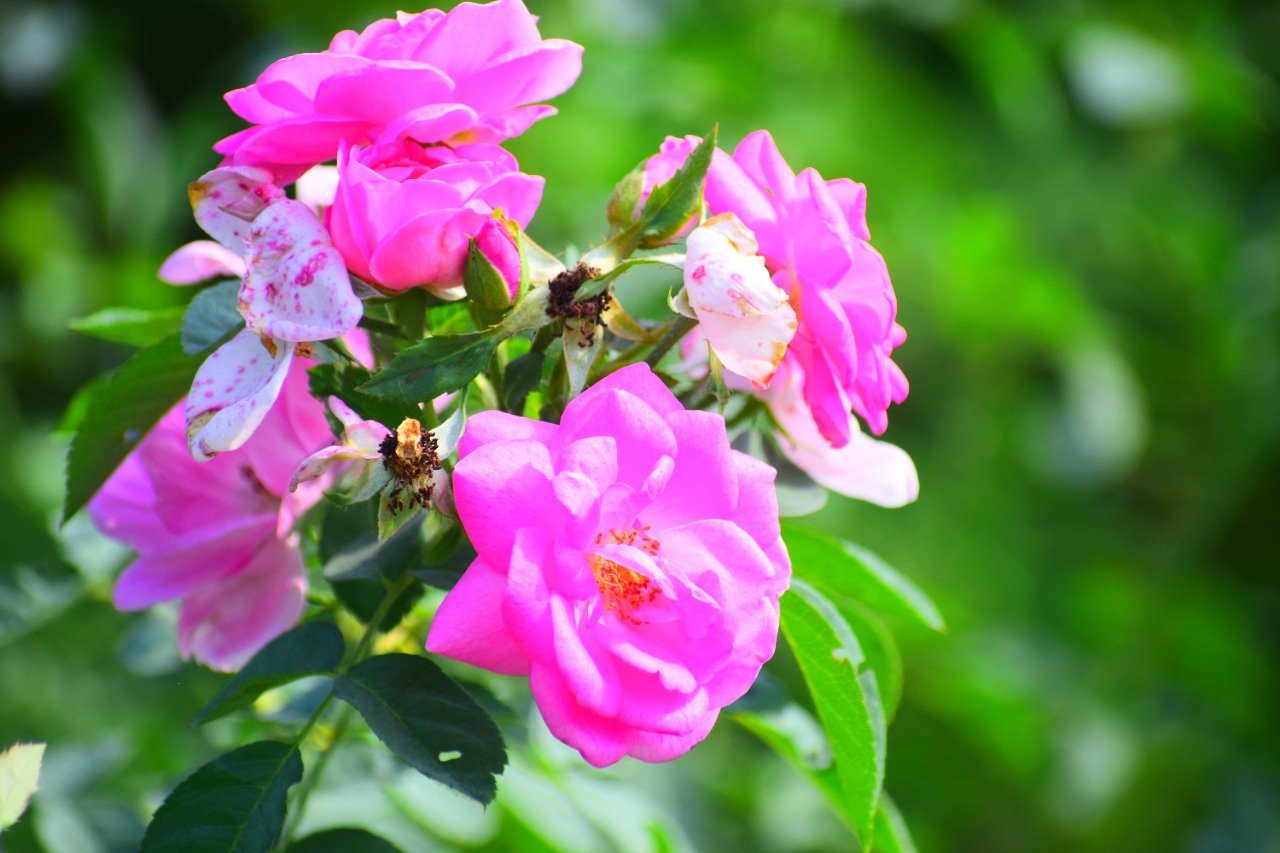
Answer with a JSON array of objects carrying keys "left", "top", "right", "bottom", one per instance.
[{"left": 589, "top": 526, "right": 661, "bottom": 623}]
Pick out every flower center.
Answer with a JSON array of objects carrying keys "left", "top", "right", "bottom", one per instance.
[{"left": 590, "top": 526, "right": 661, "bottom": 623}]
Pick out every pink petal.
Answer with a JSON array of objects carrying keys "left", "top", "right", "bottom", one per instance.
[
  {"left": 158, "top": 241, "right": 246, "bottom": 285},
  {"left": 238, "top": 199, "right": 362, "bottom": 342},
  {"left": 185, "top": 329, "right": 294, "bottom": 461},
  {"left": 451, "top": 438, "right": 557, "bottom": 569},
  {"left": 427, "top": 558, "right": 532, "bottom": 675},
  {"left": 190, "top": 165, "right": 281, "bottom": 252}
]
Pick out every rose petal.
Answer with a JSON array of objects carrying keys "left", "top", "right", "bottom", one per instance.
[
  {"left": 185, "top": 329, "right": 294, "bottom": 460},
  {"left": 158, "top": 241, "right": 246, "bottom": 285}
]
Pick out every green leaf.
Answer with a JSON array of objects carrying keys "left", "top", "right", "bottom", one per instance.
[
  {"left": 332, "top": 576, "right": 424, "bottom": 634},
  {"left": 605, "top": 165, "right": 645, "bottom": 232},
  {"left": 840, "top": 603, "right": 904, "bottom": 723},
  {"left": 0, "top": 742, "right": 45, "bottom": 829},
  {"left": 62, "top": 334, "right": 203, "bottom": 522},
  {"left": 781, "top": 523, "right": 944, "bottom": 631},
  {"left": 874, "top": 793, "right": 919, "bottom": 853},
  {"left": 323, "top": 510, "right": 423, "bottom": 584},
  {"left": 502, "top": 348, "right": 545, "bottom": 414},
  {"left": 360, "top": 331, "right": 501, "bottom": 404},
  {"left": 193, "top": 621, "right": 345, "bottom": 725},
  {"left": 308, "top": 362, "right": 414, "bottom": 434},
  {"left": 140, "top": 741, "right": 303, "bottom": 853},
  {"left": 287, "top": 828, "right": 405, "bottom": 853},
  {"left": 388, "top": 288, "right": 428, "bottom": 341},
  {"left": 463, "top": 239, "right": 513, "bottom": 312},
  {"left": 69, "top": 306, "right": 185, "bottom": 346},
  {"left": 636, "top": 126, "right": 717, "bottom": 247},
  {"left": 181, "top": 279, "right": 243, "bottom": 355},
  {"left": 781, "top": 579, "right": 886, "bottom": 845},
  {"left": 334, "top": 654, "right": 506, "bottom": 805}
]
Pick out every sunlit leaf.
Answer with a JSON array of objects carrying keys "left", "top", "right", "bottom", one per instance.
[
  {"left": 69, "top": 306, "right": 185, "bottom": 347},
  {"left": 874, "top": 792, "right": 919, "bottom": 853},
  {"left": 361, "top": 331, "right": 501, "bottom": 405},
  {"left": 0, "top": 742, "right": 45, "bottom": 829}
]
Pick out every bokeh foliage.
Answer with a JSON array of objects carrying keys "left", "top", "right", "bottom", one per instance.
[{"left": 1, "top": 0, "right": 1278, "bottom": 849}]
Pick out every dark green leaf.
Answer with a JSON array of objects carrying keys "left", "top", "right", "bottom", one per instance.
[
  {"left": 388, "top": 288, "right": 428, "bottom": 341},
  {"left": 140, "top": 741, "right": 303, "bottom": 853},
  {"left": 502, "top": 348, "right": 545, "bottom": 414},
  {"left": 781, "top": 523, "right": 944, "bottom": 631},
  {"left": 288, "top": 828, "right": 405, "bottom": 853},
  {"left": 463, "top": 239, "right": 513, "bottom": 312},
  {"left": 331, "top": 577, "right": 424, "bottom": 634},
  {"left": 308, "top": 363, "right": 414, "bottom": 434},
  {"left": 637, "top": 126, "right": 718, "bottom": 247},
  {"left": 181, "top": 279, "right": 243, "bottom": 355},
  {"left": 407, "top": 522, "right": 475, "bottom": 591},
  {"left": 62, "top": 334, "right": 203, "bottom": 521},
  {"left": 323, "top": 510, "right": 423, "bottom": 584},
  {"left": 874, "top": 793, "right": 918, "bottom": 853},
  {"left": 360, "top": 331, "right": 500, "bottom": 404},
  {"left": 781, "top": 580, "right": 886, "bottom": 845},
  {"left": 334, "top": 654, "right": 506, "bottom": 804},
  {"left": 69, "top": 306, "right": 185, "bottom": 346},
  {"left": 193, "top": 622, "right": 345, "bottom": 725}
]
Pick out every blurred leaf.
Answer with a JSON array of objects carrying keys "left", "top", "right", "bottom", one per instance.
[
  {"left": 637, "top": 126, "right": 717, "bottom": 247},
  {"left": 333, "top": 654, "right": 506, "bottom": 805},
  {"left": 140, "top": 741, "right": 302, "bottom": 853},
  {"left": 781, "top": 580, "right": 886, "bottom": 845},
  {"left": 502, "top": 348, "right": 545, "bottom": 414},
  {"left": 323, "top": 513, "right": 423, "bottom": 584},
  {"left": 69, "top": 306, "right": 185, "bottom": 346},
  {"left": 463, "top": 239, "right": 512, "bottom": 313},
  {"left": 408, "top": 522, "right": 475, "bottom": 591},
  {"left": 287, "top": 827, "right": 405, "bottom": 853},
  {"left": 433, "top": 388, "right": 468, "bottom": 460},
  {"left": 840, "top": 603, "right": 904, "bottom": 723},
  {"left": 0, "top": 560, "right": 81, "bottom": 649},
  {"left": 361, "top": 331, "right": 501, "bottom": 404},
  {"left": 0, "top": 741, "right": 45, "bottom": 829},
  {"left": 332, "top": 576, "right": 424, "bottom": 634},
  {"left": 180, "top": 280, "right": 242, "bottom": 355},
  {"left": 308, "top": 363, "right": 414, "bottom": 432},
  {"left": 62, "top": 334, "right": 201, "bottom": 522},
  {"left": 874, "top": 793, "right": 918, "bottom": 853},
  {"left": 782, "top": 523, "right": 944, "bottom": 631},
  {"left": 194, "top": 622, "right": 345, "bottom": 725}
]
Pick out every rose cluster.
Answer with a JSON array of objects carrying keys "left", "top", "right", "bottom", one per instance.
[{"left": 86, "top": 0, "right": 917, "bottom": 769}]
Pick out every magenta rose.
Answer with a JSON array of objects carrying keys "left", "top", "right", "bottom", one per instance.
[
  {"left": 215, "top": 0, "right": 583, "bottom": 178},
  {"left": 427, "top": 364, "right": 791, "bottom": 766},
  {"left": 327, "top": 139, "right": 540, "bottom": 292},
  {"left": 644, "top": 131, "right": 908, "bottom": 444}
]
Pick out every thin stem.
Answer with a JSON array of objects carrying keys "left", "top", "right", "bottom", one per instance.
[
  {"left": 280, "top": 571, "right": 416, "bottom": 847},
  {"left": 644, "top": 314, "right": 698, "bottom": 368}
]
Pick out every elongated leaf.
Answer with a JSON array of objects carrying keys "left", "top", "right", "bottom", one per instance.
[
  {"left": 181, "top": 279, "right": 243, "bottom": 355},
  {"left": 0, "top": 742, "right": 45, "bottom": 829},
  {"left": 782, "top": 523, "right": 944, "bottom": 631},
  {"left": 388, "top": 288, "right": 428, "bottom": 341},
  {"left": 361, "top": 331, "right": 500, "bottom": 404},
  {"left": 62, "top": 334, "right": 203, "bottom": 522},
  {"left": 637, "top": 126, "right": 717, "bottom": 246},
  {"left": 288, "top": 828, "right": 405, "bottom": 853},
  {"left": 194, "top": 621, "right": 345, "bottom": 725},
  {"left": 140, "top": 741, "right": 303, "bottom": 853},
  {"left": 874, "top": 793, "right": 918, "bottom": 853},
  {"left": 781, "top": 580, "right": 885, "bottom": 845},
  {"left": 70, "top": 306, "right": 186, "bottom": 346},
  {"left": 840, "top": 603, "right": 904, "bottom": 723},
  {"left": 502, "top": 348, "right": 545, "bottom": 414},
  {"left": 334, "top": 654, "right": 506, "bottom": 804},
  {"left": 308, "top": 363, "right": 416, "bottom": 434}
]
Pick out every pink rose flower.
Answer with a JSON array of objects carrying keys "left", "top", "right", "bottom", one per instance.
[
  {"left": 214, "top": 0, "right": 583, "bottom": 178},
  {"left": 88, "top": 363, "right": 335, "bottom": 671},
  {"left": 427, "top": 364, "right": 790, "bottom": 766},
  {"left": 644, "top": 131, "right": 908, "bottom": 445},
  {"left": 327, "top": 139, "right": 540, "bottom": 292}
]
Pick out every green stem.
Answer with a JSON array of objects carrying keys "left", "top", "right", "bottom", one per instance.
[
  {"left": 644, "top": 315, "right": 698, "bottom": 368},
  {"left": 281, "top": 572, "right": 416, "bottom": 846}
]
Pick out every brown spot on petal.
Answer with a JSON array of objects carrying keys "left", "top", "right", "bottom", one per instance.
[
  {"left": 186, "top": 410, "right": 216, "bottom": 443},
  {"left": 294, "top": 342, "right": 315, "bottom": 358}
]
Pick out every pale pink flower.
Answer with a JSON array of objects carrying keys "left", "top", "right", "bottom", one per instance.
[
  {"left": 289, "top": 397, "right": 391, "bottom": 491},
  {"left": 327, "top": 139, "right": 539, "bottom": 292},
  {"left": 427, "top": 364, "right": 790, "bottom": 767},
  {"left": 644, "top": 131, "right": 909, "bottom": 445},
  {"left": 157, "top": 241, "right": 245, "bottom": 285},
  {"left": 681, "top": 213, "right": 796, "bottom": 389},
  {"left": 214, "top": 0, "right": 583, "bottom": 178},
  {"left": 88, "top": 364, "right": 334, "bottom": 671}
]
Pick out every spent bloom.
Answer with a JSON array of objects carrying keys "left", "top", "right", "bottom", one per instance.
[
  {"left": 88, "top": 364, "right": 335, "bottom": 671},
  {"left": 428, "top": 364, "right": 790, "bottom": 766},
  {"left": 644, "top": 131, "right": 908, "bottom": 447},
  {"left": 327, "top": 139, "right": 538, "bottom": 292},
  {"left": 215, "top": 0, "right": 583, "bottom": 178}
]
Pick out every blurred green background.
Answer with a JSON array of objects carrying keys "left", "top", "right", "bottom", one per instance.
[{"left": 2, "top": 0, "right": 1279, "bottom": 849}]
